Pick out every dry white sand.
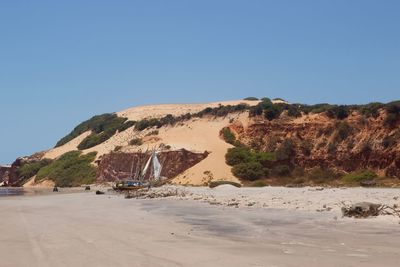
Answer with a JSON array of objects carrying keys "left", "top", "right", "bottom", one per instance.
[
  {"left": 1, "top": 187, "right": 400, "bottom": 267},
  {"left": 164, "top": 186, "right": 400, "bottom": 220}
]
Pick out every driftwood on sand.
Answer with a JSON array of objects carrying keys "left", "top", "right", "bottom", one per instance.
[{"left": 341, "top": 202, "right": 400, "bottom": 218}]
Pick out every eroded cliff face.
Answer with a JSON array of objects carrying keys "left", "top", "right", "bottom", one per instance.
[
  {"left": 97, "top": 149, "right": 209, "bottom": 182},
  {"left": 227, "top": 112, "right": 400, "bottom": 178},
  {"left": 3, "top": 153, "right": 46, "bottom": 186},
  {"left": 0, "top": 165, "right": 11, "bottom": 184}
]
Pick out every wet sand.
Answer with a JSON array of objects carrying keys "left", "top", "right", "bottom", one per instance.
[{"left": 1, "top": 191, "right": 400, "bottom": 267}]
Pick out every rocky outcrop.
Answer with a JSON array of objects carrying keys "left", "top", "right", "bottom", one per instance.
[
  {"left": 228, "top": 112, "right": 400, "bottom": 177},
  {"left": 97, "top": 149, "right": 209, "bottom": 182},
  {"left": 0, "top": 165, "right": 11, "bottom": 185},
  {"left": 5, "top": 152, "right": 46, "bottom": 186}
]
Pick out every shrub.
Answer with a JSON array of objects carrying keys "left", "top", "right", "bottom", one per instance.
[
  {"left": 226, "top": 146, "right": 275, "bottom": 181},
  {"left": 264, "top": 105, "right": 281, "bottom": 120},
  {"left": 333, "top": 122, "right": 353, "bottom": 143},
  {"left": 342, "top": 170, "right": 377, "bottom": 183},
  {"left": 249, "top": 98, "right": 283, "bottom": 120},
  {"left": 360, "top": 142, "right": 372, "bottom": 154},
  {"left": 226, "top": 147, "right": 252, "bottom": 166},
  {"left": 17, "top": 159, "right": 52, "bottom": 180},
  {"left": 78, "top": 133, "right": 108, "bottom": 150},
  {"left": 300, "top": 140, "right": 313, "bottom": 156},
  {"left": 384, "top": 101, "right": 400, "bottom": 127},
  {"left": 226, "top": 147, "right": 275, "bottom": 166},
  {"left": 286, "top": 105, "right": 302, "bottom": 118},
  {"left": 305, "top": 167, "right": 340, "bottom": 184},
  {"left": 232, "top": 162, "right": 266, "bottom": 181},
  {"left": 360, "top": 102, "right": 383, "bottom": 118},
  {"left": 56, "top": 114, "right": 134, "bottom": 148},
  {"left": 36, "top": 151, "right": 97, "bottom": 187},
  {"left": 251, "top": 181, "right": 268, "bottom": 187},
  {"left": 271, "top": 165, "right": 291, "bottom": 177},
  {"left": 244, "top": 97, "right": 259, "bottom": 101},
  {"left": 275, "top": 139, "right": 296, "bottom": 160},
  {"left": 135, "top": 118, "right": 162, "bottom": 131},
  {"left": 249, "top": 105, "right": 264, "bottom": 117},
  {"left": 291, "top": 166, "right": 305, "bottom": 177},
  {"left": 222, "top": 128, "right": 236, "bottom": 145},
  {"left": 306, "top": 103, "right": 334, "bottom": 114},
  {"left": 114, "top": 146, "right": 123, "bottom": 152},
  {"left": 130, "top": 138, "right": 143, "bottom": 146},
  {"left": 146, "top": 130, "right": 159, "bottom": 136},
  {"left": 326, "top": 105, "right": 349, "bottom": 120},
  {"left": 260, "top": 97, "right": 272, "bottom": 104}
]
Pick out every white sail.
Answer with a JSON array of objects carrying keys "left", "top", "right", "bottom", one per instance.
[
  {"left": 142, "top": 155, "right": 152, "bottom": 179},
  {"left": 152, "top": 153, "right": 162, "bottom": 181}
]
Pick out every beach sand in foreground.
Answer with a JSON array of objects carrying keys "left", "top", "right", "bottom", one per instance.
[{"left": 1, "top": 190, "right": 400, "bottom": 267}]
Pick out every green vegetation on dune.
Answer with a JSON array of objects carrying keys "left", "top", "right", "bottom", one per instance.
[
  {"left": 129, "top": 138, "right": 143, "bottom": 146},
  {"left": 55, "top": 113, "right": 135, "bottom": 150},
  {"left": 384, "top": 101, "right": 400, "bottom": 127},
  {"left": 55, "top": 98, "right": 399, "bottom": 153},
  {"left": 249, "top": 98, "right": 400, "bottom": 123},
  {"left": 222, "top": 128, "right": 236, "bottom": 145},
  {"left": 36, "top": 151, "right": 97, "bottom": 187},
  {"left": 342, "top": 170, "right": 378, "bottom": 183},
  {"left": 16, "top": 159, "right": 52, "bottom": 183},
  {"left": 225, "top": 146, "right": 276, "bottom": 181},
  {"left": 134, "top": 104, "right": 250, "bottom": 132},
  {"left": 243, "top": 97, "right": 259, "bottom": 101}
]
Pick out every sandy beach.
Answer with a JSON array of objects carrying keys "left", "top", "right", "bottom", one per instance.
[{"left": 1, "top": 186, "right": 400, "bottom": 267}]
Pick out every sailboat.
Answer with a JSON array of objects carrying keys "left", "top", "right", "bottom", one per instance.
[{"left": 113, "top": 149, "right": 163, "bottom": 191}]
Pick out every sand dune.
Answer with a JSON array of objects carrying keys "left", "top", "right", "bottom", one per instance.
[
  {"left": 42, "top": 100, "right": 260, "bottom": 185},
  {"left": 44, "top": 131, "right": 92, "bottom": 159}
]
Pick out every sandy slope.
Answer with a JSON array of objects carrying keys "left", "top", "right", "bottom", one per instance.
[
  {"left": 42, "top": 100, "right": 260, "bottom": 185},
  {"left": 23, "top": 176, "right": 55, "bottom": 188},
  {"left": 44, "top": 131, "right": 92, "bottom": 159}
]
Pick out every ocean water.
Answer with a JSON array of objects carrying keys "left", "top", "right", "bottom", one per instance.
[
  {"left": 0, "top": 187, "right": 25, "bottom": 197},
  {"left": 0, "top": 187, "right": 91, "bottom": 197}
]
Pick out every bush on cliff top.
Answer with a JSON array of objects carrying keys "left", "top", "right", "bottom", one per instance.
[
  {"left": 36, "top": 151, "right": 97, "bottom": 187},
  {"left": 243, "top": 97, "right": 259, "bottom": 101},
  {"left": 55, "top": 113, "right": 135, "bottom": 149}
]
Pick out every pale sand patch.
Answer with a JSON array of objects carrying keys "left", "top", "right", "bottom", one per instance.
[
  {"left": 116, "top": 100, "right": 260, "bottom": 121},
  {"left": 44, "top": 131, "right": 92, "bottom": 159},
  {"left": 163, "top": 186, "right": 400, "bottom": 223},
  {"left": 23, "top": 176, "right": 55, "bottom": 188}
]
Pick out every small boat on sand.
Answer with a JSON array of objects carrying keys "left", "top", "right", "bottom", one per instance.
[{"left": 113, "top": 149, "right": 163, "bottom": 191}]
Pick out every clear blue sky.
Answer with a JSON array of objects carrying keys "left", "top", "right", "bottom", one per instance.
[{"left": 1, "top": 0, "right": 399, "bottom": 163}]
